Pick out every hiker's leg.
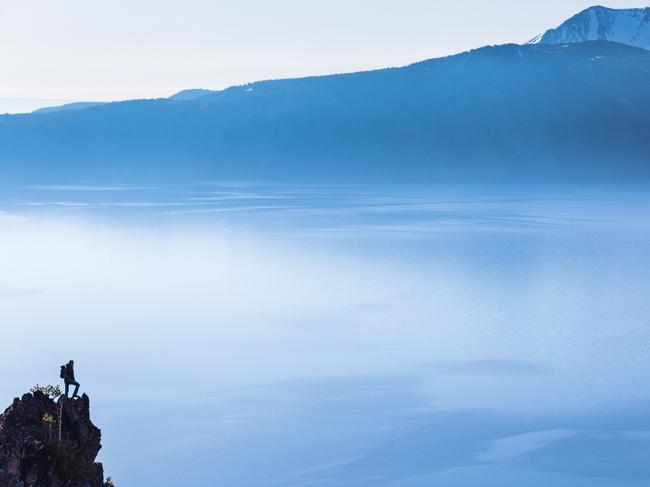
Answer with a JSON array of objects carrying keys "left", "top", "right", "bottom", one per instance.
[
  {"left": 64, "top": 382, "right": 70, "bottom": 397},
  {"left": 72, "top": 381, "right": 80, "bottom": 397}
]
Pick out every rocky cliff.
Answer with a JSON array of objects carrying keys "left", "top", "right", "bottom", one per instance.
[{"left": 0, "top": 390, "right": 106, "bottom": 487}]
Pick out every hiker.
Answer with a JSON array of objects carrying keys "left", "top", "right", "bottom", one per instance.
[{"left": 61, "top": 360, "right": 80, "bottom": 398}]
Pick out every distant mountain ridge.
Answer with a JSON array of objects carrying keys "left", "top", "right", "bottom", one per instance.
[
  {"left": 2, "top": 40, "right": 649, "bottom": 182},
  {"left": 530, "top": 6, "right": 650, "bottom": 49},
  {"left": 169, "top": 89, "right": 214, "bottom": 101},
  {"left": 3, "top": 6, "right": 650, "bottom": 182},
  {"left": 33, "top": 101, "right": 107, "bottom": 114},
  {"left": 31, "top": 91, "right": 212, "bottom": 115}
]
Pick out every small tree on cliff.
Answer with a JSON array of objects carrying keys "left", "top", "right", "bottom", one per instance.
[
  {"left": 31, "top": 384, "right": 62, "bottom": 399},
  {"left": 42, "top": 412, "right": 57, "bottom": 439}
]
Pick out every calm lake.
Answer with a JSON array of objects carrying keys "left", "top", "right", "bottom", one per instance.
[{"left": 1, "top": 182, "right": 650, "bottom": 486}]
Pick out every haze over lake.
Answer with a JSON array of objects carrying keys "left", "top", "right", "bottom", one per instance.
[{"left": 2, "top": 182, "right": 649, "bottom": 486}]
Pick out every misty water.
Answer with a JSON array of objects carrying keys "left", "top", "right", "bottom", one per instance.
[{"left": 1, "top": 182, "right": 650, "bottom": 486}]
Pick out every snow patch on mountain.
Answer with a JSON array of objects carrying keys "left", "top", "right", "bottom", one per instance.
[{"left": 529, "top": 6, "right": 650, "bottom": 50}]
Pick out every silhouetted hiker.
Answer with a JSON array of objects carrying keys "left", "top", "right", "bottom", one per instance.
[{"left": 61, "top": 360, "right": 80, "bottom": 398}]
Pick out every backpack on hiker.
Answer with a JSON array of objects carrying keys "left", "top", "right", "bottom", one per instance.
[{"left": 60, "top": 365, "right": 67, "bottom": 380}]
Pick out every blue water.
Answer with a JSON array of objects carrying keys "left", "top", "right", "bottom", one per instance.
[{"left": 1, "top": 182, "right": 650, "bottom": 486}]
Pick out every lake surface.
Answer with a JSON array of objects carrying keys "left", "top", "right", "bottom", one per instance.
[{"left": 1, "top": 182, "right": 650, "bottom": 486}]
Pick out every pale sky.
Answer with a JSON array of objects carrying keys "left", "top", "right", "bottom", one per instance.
[{"left": 0, "top": 1, "right": 641, "bottom": 112}]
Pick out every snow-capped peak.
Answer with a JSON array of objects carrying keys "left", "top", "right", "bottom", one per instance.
[{"left": 528, "top": 6, "right": 650, "bottom": 50}]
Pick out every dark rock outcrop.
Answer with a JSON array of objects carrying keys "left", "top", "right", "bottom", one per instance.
[{"left": 0, "top": 391, "right": 105, "bottom": 487}]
